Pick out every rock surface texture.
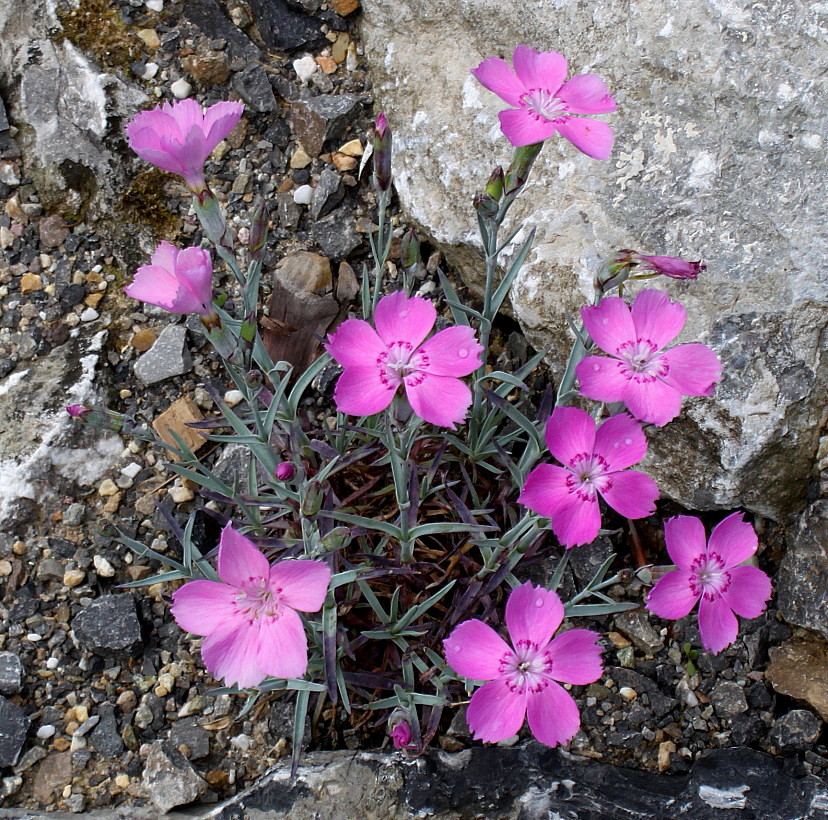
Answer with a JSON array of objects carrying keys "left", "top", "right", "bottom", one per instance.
[{"left": 360, "top": 0, "right": 827, "bottom": 518}]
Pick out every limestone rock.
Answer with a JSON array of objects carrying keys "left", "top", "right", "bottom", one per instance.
[
  {"left": 141, "top": 742, "right": 208, "bottom": 814},
  {"left": 360, "top": 0, "right": 827, "bottom": 518},
  {"left": 134, "top": 324, "right": 192, "bottom": 386},
  {"left": 767, "top": 634, "right": 828, "bottom": 721}
]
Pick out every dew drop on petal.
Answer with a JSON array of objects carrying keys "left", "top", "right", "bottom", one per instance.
[
  {"left": 601, "top": 318, "right": 609, "bottom": 325},
  {"left": 534, "top": 597, "right": 544, "bottom": 607},
  {"left": 453, "top": 645, "right": 462, "bottom": 653},
  {"left": 593, "top": 363, "right": 600, "bottom": 371},
  {"left": 458, "top": 348, "right": 469, "bottom": 358},
  {"left": 399, "top": 309, "right": 409, "bottom": 318},
  {"left": 625, "top": 438, "right": 632, "bottom": 445}
]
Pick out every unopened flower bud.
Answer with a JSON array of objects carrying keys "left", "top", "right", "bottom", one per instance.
[
  {"left": 473, "top": 193, "right": 498, "bottom": 219},
  {"left": 596, "top": 249, "right": 637, "bottom": 294},
  {"left": 248, "top": 198, "right": 269, "bottom": 262},
  {"left": 301, "top": 480, "right": 324, "bottom": 516},
  {"left": 388, "top": 708, "right": 416, "bottom": 750},
  {"left": 485, "top": 166, "right": 504, "bottom": 201},
  {"left": 400, "top": 229, "right": 420, "bottom": 273},
  {"left": 66, "top": 405, "right": 92, "bottom": 420},
  {"left": 372, "top": 113, "right": 392, "bottom": 193},
  {"left": 275, "top": 462, "right": 296, "bottom": 481},
  {"left": 503, "top": 142, "right": 544, "bottom": 198},
  {"left": 321, "top": 526, "right": 351, "bottom": 552}
]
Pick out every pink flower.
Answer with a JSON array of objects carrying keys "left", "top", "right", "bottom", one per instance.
[
  {"left": 325, "top": 291, "right": 483, "bottom": 429},
  {"left": 646, "top": 513, "right": 772, "bottom": 654},
  {"left": 575, "top": 289, "right": 723, "bottom": 427},
  {"left": 125, "top": 241, "right": 214, "bottom": 317},
  {"left": 389, "top": 717, "right": 414, "bottom": 750},
  {"left": 66, "top": 405, "right": 91, "bottom": 419},
  {"left": 170, "top": 523, "right": 331, "bottom": 689},
  {"left": 444, "top": 583, "right": 602, "bottom": 746},
  {"left": 637, "top": 255, "right": 705, "bottom": 280},
  {"left": 126, "top": 99, "right": 244, "bottom": 192},
  {"left": 472, "top": 45, "right": 617, "bottom": 158},
  {"left": 519, "top": 407, "right": 658, "bottom": 548}
]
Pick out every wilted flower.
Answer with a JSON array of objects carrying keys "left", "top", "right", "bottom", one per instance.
[
  {"left": 325, "top": 291, "right": 483, "bottom": 429},
  {"left": 636, "top": 255, "right": 705, "bottom": 280},
  {"left": 170, "top": 523, "right": 331, "bottom": 689},
  {"left": 646, "top": 513, "right": 772, "bottom": 654},
  {"left": 125, "top": 241, "right": 214, "bottom": 317},
  {"left": 444, "top": 583, "right": 602, "bottom": 746},
  {"left": 66, "top": 405, "right": 92, "bottom": 420},
  {"left": 472, "top": 45, "right": 617, "bottom": 159},
  {"left": 575, "top": 289, "right": 722, "bottom": 427},
  {"left": 126, "top": 99, "right": 244, "bottom": 193},
  {"left": 519, "top": 407, "right": 658, "bottom": 548}
]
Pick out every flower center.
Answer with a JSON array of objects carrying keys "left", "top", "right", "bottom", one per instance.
[
  {"left": 616, "top": 338, "right": 668, "bottom": 382},
  {"left": 499, "top": 640, "right": 552, "bottom": 694},
  {"left": 235, "top": 578, "right": 283, "bottom": 621},
  {"left": 521, "top": 88, "right": 569, "bottom": 121},
  {"left": 689, "top": 552, "right": 731, "bottom": 600},
  {"left": 565, "top": 453, "right": 611, "bottom": 501},
  {"left": 377, "top": 341, "right": 430, "bottom": 388}
]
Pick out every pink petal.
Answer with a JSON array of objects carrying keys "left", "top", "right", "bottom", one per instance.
[
  {"left": 544, "top": 406, "right": 596, "bottom": 468},
  {"left": 374, "top": 291, "right": 435, "bottom": 348},
  {"left": 663, "top": 515, "right": 708, "bottom": 571},
  {"left": 722, "top": 565, "right": 772, "bottom": 619},
  {"left": 202, "top": 101, "right": 245, "bottom": 154},
  {"left": 557, "top": 74, "right": 617, "bottom": 114},
  {"left": 498, "top": 108, "right": 559, "bottom": 147},
  {"left": 124, "top": 265, "right": 182, "bottom": 312},
  {"left": 325, "top": 318, "right": 386, "bottom": 369},
  {"left": 511, "top": 45, "right": 568, "bottom": 93},
  {"left": 201, "top": 622, "right": 265, "bottom": 689},
  {"left": 555, "top": 117, "right": 614, "bottom": 160},
  {"left": 581, "top": 297, "right": 635, "bottom": 356},
  {"left": 151, "top": 240, "right": 179, "bottom": 269},
  {"left": 168, "top": 98, "right": 205, "bottom": 134},
  {"left": 217, "top": 523, "right": 270, "bottom": 588},
  {"left": 630, "top": 289, "right": 686, "bottom": 350},
  {"left": 127, "top": 142, "right": 191, "bottom": 178},
  {"left": 576, "top": 356, "right": 629, "bottom": 403},
  {"left": 159, "top": 130, "right": 207, "bottom": 186},
  {"left": 466, "top": 678, "right": 527, "bottom": 743},
  {"left": 659, "top": 344, "right": 723, "bottom": 397},
  {"left": 592, "top": 413, "right": 647, "bottom": 471},
  {"left": 171, "top": 579, "right": 239, "bottom": 636},
  {"left": 333, "top": 365, "right": 396, "bottom": 417},
  {"left": 170, "top": 246, "right": 213, "bottom": 314},
  {"left": 518, "top": 464, "right": 575, "bottom": 519},
  {"left": 269, "top": 560, "right": 331, "bottom": 612},
  {"left": 550, "top": 493, "right": 602, "bottom": 548},
  {"left": 417, "top": 326, "right": 483, "bottom": 377},
  {"left": 599, "top": 469, "right": 659, "bottom": 519},
  {"left": 544, "top": 629, "right": 603, "bottom": 684},
  {"left": 471, "top": 57, "right": 526, "bottom": 107},
  {"left": 526, "top": 680, "right": 581, "bottom": 747},
  {"left": 405, "top": 374, "right": 472, "bottom": 429},
  {"left": 646, "top": 569, "right": 699, "bottom": 619},
  {"left": 444, "top": 620, "right": 513, "bottom": 680},
  {"left": 505, "top": 583, "right": 564, "bottom": 650},
  {"left": 621, "top": 376, "right": 684, "bottom": 427},
  {"left": 707, "top": 512, "right": 758, "bottom": 568},
  {"left": 256, "top": 607, "right": 309, "bottom": 679},
  {"left": 697, "top": 595, "right": 738, "bottom": 654}
]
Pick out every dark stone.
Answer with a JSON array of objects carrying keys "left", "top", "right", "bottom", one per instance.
[
  {"left": 59, "top": 283, "right": 86, "bottom": 309},
  {"left": 771, "top": 709, "right": 822, "bottom": 754},
  {"left": 290, "top": 94, "right": 361, "bottom": 156},
  {"left": 231, "top": 64, "right": 278, "bottom": 113},
  {"left": 246, "top": 0, "right": 326, "bottom": 51},
  {"left": 88, "top": 703, "right": 124, "bottom": 757},
  {"left": 709, "top": 681, "right": 748, "bottom": 718},
  {"left": 182, "top": 0, "right": 261, "bottom": 60},
  {"left": 312, "top": 208, "right": 361, "bottom": 260},
  {"left": 730, "top": 713, "right": 765, "bottom": 745},
  {"left": 568, "top": 536, "right": 615, "bottom": 586},
  {"left": 71, "top": 595, "right": 143, "bottom": 658},
  {"left": 310, "top": 168, "right": 343, "bottom": 220},
  {"left": 747, "top": 680, "right": 774, "bottom": 710},
  {"left": 263, "top": 118, "right": 291, "bottom": 149},
  {"left": 0, "top": 695, "right": 29, "bottom": 767},
  {"left": 276, "top": 192, "right": 302, "bottom": 231},
  {"left": 0, "top": 95, "right": 8, "bottom": 131},
  {"left": 610, "top": 667, "right": 658, "bottom": 694},
  {"left": 0, "top": 652, "right": 23, "bottom": 695},
  {"left": 169, "top": 718, "right": 210, "bottom": 760}
]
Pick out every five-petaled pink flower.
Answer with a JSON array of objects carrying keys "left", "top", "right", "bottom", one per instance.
[
  {"left": 325, "top": 291, "right": 483, "bottom": 429},
  {"left": 125, "top": 241, "right": 214, "bottom": 317},
  {"left": 575, "top": 289, "right": 722, "bottom": 427},
  {"left": 171, "top": 523, "right": 331, "bottom": 689},
  {"left": 126, "top": 98, "right": 244, "bottom": 192},
  {"left": 519, "top": 407, "right": 658, "bottom": 548},
  {"left": 646, "top": 513, "right": 772, "bottom": 654},
  {"left": 472, "top": 44, "right": 617, "bottom": 158},
  {"left": 444, "top": 583, "right": 602, "bottom": 746},
  {"left": 637, "top": 255, "right": 705, "bottom": 280}
]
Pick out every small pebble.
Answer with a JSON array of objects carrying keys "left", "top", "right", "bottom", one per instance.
[
  {"left": 171, "top": 78, "right": 192, "bottom": 99},
  {"left": 293, "top": 185, "right": 313, "bottom": 205},
  {"left": 63, "top": 569, "right": 86, "bottom": 588},
  {"left": 145, "top": 0, "right": 163, "bottom": 9},
  {"left": 293, "top": 55, "right": 317, "bottom": 83},
  {"left": 93, "top": 555, "right": 116, "bottom": 578},
  {"left": 80, "top": 307, "right": 99, "bottom": 322},
  {"left": 37, "top": 725, "right": 57, "bottom": 739},
  {"left": 98, "top": 479, "right": 118, "bottom": 497},
  {"left": 224, "top": 389, "right": 244, "bottom": 407}
]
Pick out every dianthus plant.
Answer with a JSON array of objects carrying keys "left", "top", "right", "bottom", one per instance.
[{"left": 71, "top": 44, "right": 771, "bottom": 770}]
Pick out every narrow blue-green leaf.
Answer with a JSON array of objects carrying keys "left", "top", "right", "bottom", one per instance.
[
  {"left": 407, "top": 522, "right": 491, "bottom": 539},
  {"left": 118, "top": 568, "right": 188, "bottom": 587},
  {"left": 476, "top": 371, "right": 529, "bottom": 392},
  {"left": 357, "top": 580, "right": 390, "bottom": 623},
  {"left": 291, "top": 688, "right": 311, "bottom": 777},
  {"left": 564, "top": 601, "right": 639, "bottom": 617},
  {"left": 491, "top": 228, "right": 535, "bottom": 314},
  {"left": 394, "top": 580, "right": 456, "bottom": 631},
  {"left": 436, "top": 268, "right": 470, "bottom": 327},
  {"left": 548, "top": 549, "right": 570, "bottom": 592},
  {"left": 329, "top": 511, "right": 403, "bottom": 539},
  {"left": 288, "top": 352, "right": 331, "bottom": 416}
]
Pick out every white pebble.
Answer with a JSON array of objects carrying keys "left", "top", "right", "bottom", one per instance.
[
  {"left": 120, "top": 462, "right": 142, "bottom": 479},
  {"left": 171, "top": 78, "right": 192, "bottom": 99},
  {"left": 142, "top": 62, "right": 159, "bottom": 80},
  {"left": 230, "top": 733, "right": 253, "bottom": 752},
  {"left": 46, "top": 657, "right": 59, "bottom": 670},
  {"left": 619, "top": 686, "right": 638, "bottom": 700},
  {"left": 80, "top": 307, "right": 99, "bottom": 322},
  {"left": 93, "top": 555, "right": 116, "bottom": 578},
  {"left": 224, "top": 389, "right": 244, "bottom": 407},
  {"left": 27, "top": 633, "right": 43, "bottom": 642},
  {"left": 145, "top": 0, "right": 164, "bottom": 10},
  {"left": 293, "top": 185, "right": 313, "bottom": 205},
  {"left": 416, "top": 281, "right": 436, "bottom": 297},
  {"left": 37, "top": 725, "right": 56, "bottom": 739},
  {"left": 292, "top": 55, "right": 318, "bottom": 84}
]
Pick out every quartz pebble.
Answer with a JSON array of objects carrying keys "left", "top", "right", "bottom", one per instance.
[
  {"left": 171, "top": 78, "right": 192, "bottom": 99},
  {"left": 293, "top": 185, "right": 313, "bottom": 205}
]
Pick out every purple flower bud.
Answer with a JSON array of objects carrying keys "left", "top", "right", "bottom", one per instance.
[
  {"left": 66, "top": 405, "right": 92, "bottom": 420},
  {"left": 275, "top": 462, "right": 296, "bottom": 481},
  {"left": 637, "top": 254, "right": 705, "bottom": 280},
  {"left": 372, "top": 113, "right": 392, "bottom": 193},
  {"left": 389, "top": 719, "right": 413, "bottom": 750}
]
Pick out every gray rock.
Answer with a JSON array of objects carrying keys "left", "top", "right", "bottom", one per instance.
[
  {"left": 710, "top": 681, "right": 748, "bottom": 718},
  {"left": 231, "top": 63, "right": 278, "bottom": 113},
  {"left": 310, "top": 168, "right": 344, "bottom": 220},
  {"left": 613, "top": 610, "right": 664, "bottom": 655},
  {"left": 72, "top": 595, "right": 143, "bottom": 658},
  {"left": 360, "top": 0, "right": 827, "bottom": 519},
  {"left": 169, "top": 719, "right": 210, "bottom": 760},
  {"left": 0, "top": 695, "right": 29, "bottom": 767},
  {"left": 312, "top": 208, "right": 361, "bottom": 260},
  {"left": 134, "top": 324, "right": 192, "bottom": 386},
  {"left": 568, "top": 536, "right": 615, "bottom": 586},
  {"left": 777, "top": 500, "right": 828, "bottom": 639},
  {"left": 182, "top": 0, "right": 261, "bottom": 60},
  {"left": 276, "top": 190, "right": 302, "bottom": 231},
  {"left": 0, "top": 94, "right": 8, "bottom": 131},
  {"left": 245, "top": 0, "right": 326, "bottom": 51},
  {"left": 62, "top": 502, "right": 86, "bottom": 528},
  {"left": 771, "top": 709, "right": 822, "bottom": 754},
  {"left": 88, "top": 703, "right": 124, "bottom": 758},
  {"left": 0, "top": 652, "right": 23, "bottom": 695},
  {"left": 290, "top": 94, "right": 361, "bottom": 156},
  {"left": 141, "top": 742, "right": 207, "bottom": 814}
]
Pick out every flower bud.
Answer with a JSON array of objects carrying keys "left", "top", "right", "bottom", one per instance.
[
  {"left": 596, "top": 249, "right": 636, "bottom": 294},
  {"left": 473, "top": 193, "right": 498, "bottom": 219},
  {"left": 300, "top": 480, "right": 324, "bottom": 516},
  {"left": 248, "top": 198, "right": 270, "bottom": 262},
  {"left": 372, "top": 113, "right": 392, "bottom": 193},
  {"left": 400, "top": 229, "right": 420, "bottom": 273},
  {"left": 321, "top": 526, "right": 351, "bottom": 552},
  {"left": 388, "top": 708, "right": 416, "bottom": 750},
  {"left": 66, "top": 405, "right": 92, "bottom": 420},
  {"left": 503, "top": 142, "right": 544, "bottom": 198},
  {"left": 485, "top": 166, "right": 504, "bottom": 201},
  {"left": 275, "top": 462, "right": 296, "bottom": 481}
]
